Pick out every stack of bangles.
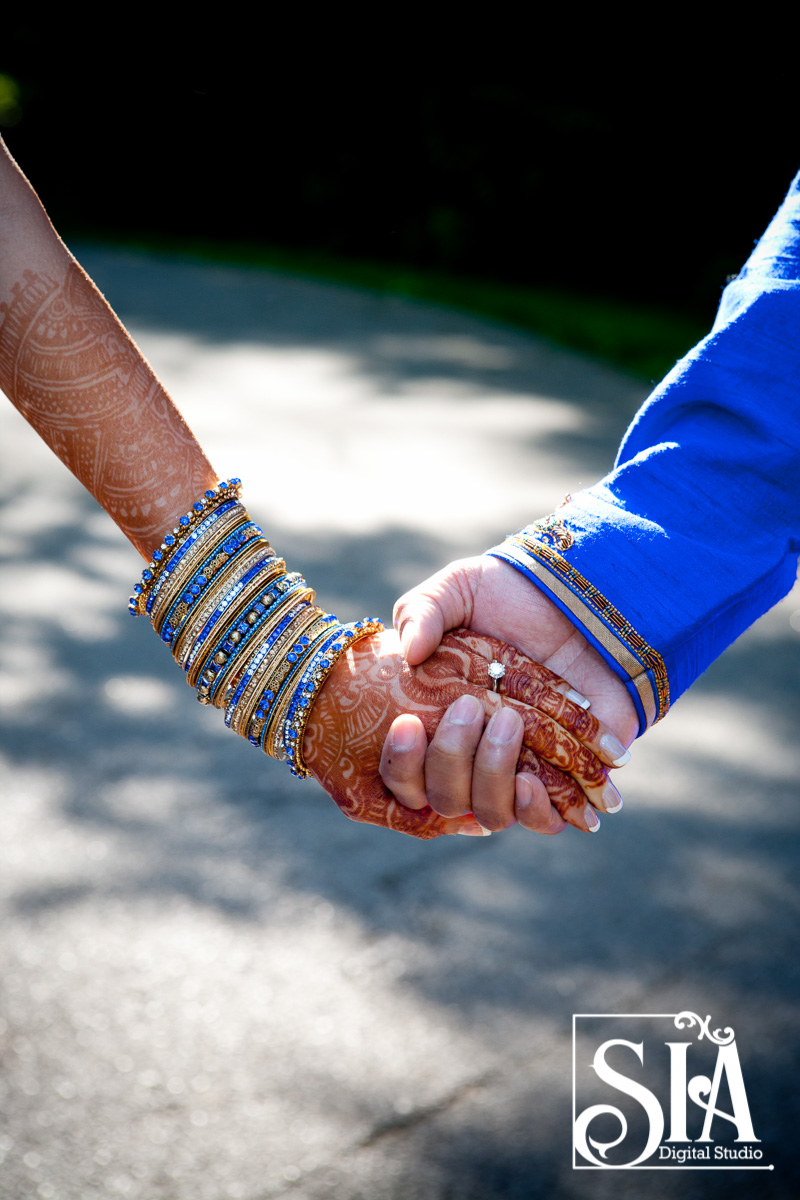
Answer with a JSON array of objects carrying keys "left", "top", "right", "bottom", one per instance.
[{"left": 128, "top": 479, "right": 383, "bottom": 778}]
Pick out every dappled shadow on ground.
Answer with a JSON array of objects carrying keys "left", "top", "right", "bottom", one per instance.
[
  {"left": 75, "top": 243, "right": 649, "bottom": 459},
  {"left": 1, "top": 494, "right": 798, "bottom": 1199},
  {"left": 1, "top": 252, "right": 797, "bottom": 1199}
]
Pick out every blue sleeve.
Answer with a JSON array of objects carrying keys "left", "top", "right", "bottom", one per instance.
[{"left": 488, "top": 173, "right": 800, "bottom": 735}]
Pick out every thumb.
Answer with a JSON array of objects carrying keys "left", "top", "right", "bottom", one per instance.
[
  {"left": 394, "top": 593, "right": 446, "bottom": 664},
  {"left": 393, "top": 561, "right": 475, "bottom": 665}
]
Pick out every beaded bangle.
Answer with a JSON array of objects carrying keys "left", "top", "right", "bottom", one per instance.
[
  {"left": 237, "top": 611, "right": 333, "bottom": 743},
  {"left": 199, "top": 572, "right": 313, "bottom": 705},
  {"left": 150, "top": 513, "right": 262, "bottom": 634},
  {"left": 162, "top": 536, "right": 273, "bottom": 654},
  {"left": 244, "top": 614, "right": 340, "bottom": 747},
  {"left": 272, "top": 617, "right": 385, "bottom": 777},
  {"left": 147, "top": 503, "right": 251, "bottom": 624},
  {"left": 260, "top": 618, "right": 340, "bottom": 753},
  {"left": 225, "top": 600, "right": 319, "bottom": 732},
  {"left": 130, "top": 480, "right": 383, "bottom": 777},
  {"left": 176, "top": 550, "right": 287, "bottom": 674},
  {"left": 128, "top": 478, "right": 244, "bottom": 616},
  {"left": 196, "top": 570, "right": 302, "bottom": 703}
]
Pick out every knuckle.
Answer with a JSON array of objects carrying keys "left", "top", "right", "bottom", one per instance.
[
  {"left": 472, "top": 776, "right": 515, "bottom": 824},
  {"left": 426, "top": 777, "right": 471, "bottom": 818},
  {"left": 518, "top": 804, "right": 551, "bottom": 833},
  {"left": 430, "top": 733, "right": 478, "bottom": 762},
  {"left": 472, "top": 809, "right": 508, "bottom": 833},
  {"left": 476, "top": 745, "right": 519, "bottom": 778},
  {"left": 431, "top": 715, "right": 482, "bottom": 757}
]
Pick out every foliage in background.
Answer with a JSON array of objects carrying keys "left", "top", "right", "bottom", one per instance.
[
  {"left": 106, "top": 234, "right": 705, "bottom": 381},
  {"left": 2, "top": 50, "right": 791, "bottom": 379}
]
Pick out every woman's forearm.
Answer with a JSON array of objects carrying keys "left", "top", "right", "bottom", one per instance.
[
  {"left": 0, "top": 136, "right": 216, "bottom": 560},
  {"left": 0, "top": 138, "right": 626, "bottom": 840}
]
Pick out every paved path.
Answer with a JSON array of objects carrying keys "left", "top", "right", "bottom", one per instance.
[{"left": 0, "top": 248, "right": 798, "bottom": 1199}]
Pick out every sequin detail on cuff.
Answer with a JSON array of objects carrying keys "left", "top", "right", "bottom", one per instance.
[{"left": 493, "top": 520, "right": 669, "bottom": 726}]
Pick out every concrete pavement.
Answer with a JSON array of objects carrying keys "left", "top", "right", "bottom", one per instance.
[{"left": 0, "top": 247, "right": 798, "bottom": 1199}]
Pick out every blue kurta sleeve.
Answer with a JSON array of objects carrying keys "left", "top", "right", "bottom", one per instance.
[{"left": 488, "top": 173, "right": 800, "bottom": 735}]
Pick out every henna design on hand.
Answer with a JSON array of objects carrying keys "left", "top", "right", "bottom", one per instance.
[
  {"left": 303, "top": 628, "right": 611, "bottom": 839},
  {"left": 0, "top": 264, "right": 215, "bottom": 557}
]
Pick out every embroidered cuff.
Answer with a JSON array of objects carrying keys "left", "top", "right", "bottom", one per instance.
[{"left": 488, "top": 515, "right": 669, "bottom": 735}]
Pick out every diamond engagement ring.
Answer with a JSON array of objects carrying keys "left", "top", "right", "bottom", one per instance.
[{"left": 487, "top": 661, "right": 505, "bottom": 692}]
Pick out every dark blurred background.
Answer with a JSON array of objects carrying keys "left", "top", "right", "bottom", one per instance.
[{"left": 2, "top": 35, "right": 797, "bottom": 378}]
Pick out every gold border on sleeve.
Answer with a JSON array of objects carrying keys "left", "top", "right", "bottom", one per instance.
[{"left": 506, "top": 534, "right": 669, "bottom": 726}]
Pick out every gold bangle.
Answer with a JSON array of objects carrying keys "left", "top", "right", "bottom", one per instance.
[
  {"left": 260, "top": 617, "right": 341, "bottom": 759},
  {"left": 185, "top": 558, "right": 295, "bottom": 688},
  {"left": 150, "top": 507, "right": 260, "bottom": 632},
  {"left": 196, "top": 577, "right": 316, "bottom": 703},
  {"left": 157, "top": 526, "right": 268, "bottom": 644},
  {"left": 224, "top": 602, "right": 315, "bottom": 736},
  {"left": 129, "top": 481, "right": 385, "bottom": 777},
  {"left": 229, "top": 604, "right": 325, "bottom": 737},
  {"left": 173, "top": 544, "right": 278, "bottom": 669},
  {"left": 130, "top": 480, "right": 244, "bottom": 617},
  {"left": 239, "top": 613, "right": 334, "bottom": 748},
  {"left": 195, "top": 576, "right": 316, "bottom": 705},
  {"left": 278, "top": 618, "right": 385, "bottom": 777},
  {"left": 199, "top": 584, "right": 311, "bottom": 704}
]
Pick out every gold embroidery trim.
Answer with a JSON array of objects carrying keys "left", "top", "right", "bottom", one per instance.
[
  {"left": 528, "top": 513, "right": 574, "bottom": 552},
  {"left": 509, "top": 530, "right": 670, "bottom": 723},
  {"left": 498, "top": 544, "right": 658, "bottom": 726}
]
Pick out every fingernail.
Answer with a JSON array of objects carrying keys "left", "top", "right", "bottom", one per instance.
[
  {"left": 487, "top": 707, "right": 521, "bottom": 745},
  {"left": 390, "top": 716, "right": 419, "bottom": 752},
  {"left": 400, "top": 621, "right": 416, "bottom": 659},
  {"left": 600, "top": 734, "right": 631, "bottom": 767},
  {"left": 448, "top": 693, "right": 482, "bottom": 725},
  {"left": 515, "top": 775, "right": 533, "bottom": 810},
  {"left": 566, "top": 687, "right": 591, "bottom": 709},
  {"left": 458, "top": 824, "right": 492, "bottom": 837},
  {"left": 602, "top": 780, "right": 623, "bottom": 814},
  {"left": 585, "top": 808, "right": 601, "bottom": 832}
]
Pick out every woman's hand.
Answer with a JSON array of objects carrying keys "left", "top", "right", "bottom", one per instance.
[{"left": 302, "top": 627, "right": 621, "bottom": 839}]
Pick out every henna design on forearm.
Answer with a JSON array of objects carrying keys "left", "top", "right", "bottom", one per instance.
[{"left": 0, "top": 263, "right": 215, "bottom": 558}]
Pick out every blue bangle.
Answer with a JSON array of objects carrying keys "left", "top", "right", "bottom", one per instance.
[
  {"left": 200, "top": 573, "right": 310, "bottom": 706},
  {"left": 158, "top": 522, "right": 266, "bottom": 643},
  {"left": 146, "top": 500, "right": 246, "bottom": 619},
  {"left": 130, "top": 478, "right": 385, "bottom": 778},
  {"left": 279, "top": 618, "right": 385, "bottom": 777},
  {"left": 222, "top": 601, "right": 312, "bottom": 727},
  {"left": 179, "top": 547, "right": 281, "bottom": 673},
  {"left": 128, "top": 478, "right": 243, "bottom": 616}
]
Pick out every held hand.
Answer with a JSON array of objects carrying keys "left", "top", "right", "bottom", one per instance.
[
  {"left": 380, "top": 556, "right": 638, "bottom": 834},
  {"left": 302, "top": 628, "right": 618, "bottom": 839}
]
